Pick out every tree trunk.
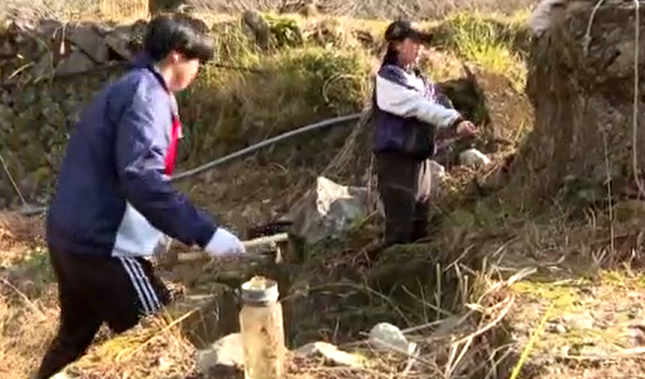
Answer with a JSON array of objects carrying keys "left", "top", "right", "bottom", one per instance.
[{"left": 508, "top": 0, "right": 645, "bottom": 206}]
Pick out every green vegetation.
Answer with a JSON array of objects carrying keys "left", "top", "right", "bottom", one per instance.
[
  {"left": 176, "top": 12, "right": 530, "bottom": 164},
  {"left": 431, "top": 11, "right": 529, "bottom": 89},
  {"left": 179, "top": 45, "right": 371, "bottom": 164}
]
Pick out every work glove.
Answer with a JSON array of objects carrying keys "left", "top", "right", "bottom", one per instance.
[{"left": 204, "top": 228, "right": 246, "bottom": 258}]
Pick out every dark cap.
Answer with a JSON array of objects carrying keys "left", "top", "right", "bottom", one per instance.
[{"left": 384, "top": 20, "right": 433, "bottom": 44}]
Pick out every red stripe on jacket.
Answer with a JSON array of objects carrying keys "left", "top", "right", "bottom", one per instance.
[{"left": 165, "top": 115, "right": 182, "bottom": 175}]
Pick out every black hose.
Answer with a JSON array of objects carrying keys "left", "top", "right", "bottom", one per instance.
[
  {"left": 12, "top": 112, "right": 364, "bottom": 217},
  {"left": 172, "top": 113, "right": 362, "bottom": 181}
]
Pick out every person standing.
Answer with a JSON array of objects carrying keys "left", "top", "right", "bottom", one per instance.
[
  {"left": 35, "top": 14, "right": 246, "bottom": 379},
  {"left": 372, "top": 20, "right": 478, "bottom": 254}
]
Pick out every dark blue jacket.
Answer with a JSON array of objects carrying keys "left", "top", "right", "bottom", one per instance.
[
  {"left": 373, "top": 64, "right": 462, "bottom": 159},
  {"left": 47, "top": 54, "right": 218, "bottom": 257}
]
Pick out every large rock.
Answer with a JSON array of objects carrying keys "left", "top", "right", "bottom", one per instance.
[
  {"left": 55, "top": 50, "right": 95, "bottom": 75},
  {"left": 107, "top": 20, "right": 148, "bottom": 57},
  {"left": 242, "top": 10, "right": 270, "bottom": 50},
  {"left": 66, "top": 24, "right": 109, "bottom": 64},
  {"left": 105, "top": 30, "right": 134, "bottom": 59},
  {"left": 285, "top": 176, "right": 369, "bottom": 244},
  {"left": 509, "top": 0, "right": 645, "bottom": 205},
  {"left": 196, "top": 333, "right": 245, "bottom": 375},
  {"left": 37, "top": 19, "right": 64, "bottom": 38}
]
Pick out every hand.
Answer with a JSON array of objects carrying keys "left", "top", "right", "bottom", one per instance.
[
  {"left": 455, "top": 120, "right": 478, "bottom": 137},
  {"left": 204, "top": 228, "right": 246, "bottom": 258}
]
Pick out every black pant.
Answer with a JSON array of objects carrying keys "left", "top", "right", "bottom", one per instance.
[
  {"left": 376, "top": 151, "right": 433, "bottom": 247},
  {"left": 35, "top": 245, "right": 171, "bottom": 379}
]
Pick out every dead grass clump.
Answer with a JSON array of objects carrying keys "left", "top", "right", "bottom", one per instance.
[
  {"left": 183, "top": 0, "right": 540, "bottom": 20},
  {"left": 0, "top": 288, "right": 58, "bottom": 378},
  {"left": 0, "top": 0, "right": 541, "bottom": 23},
  {"left": 58, "top": 190, "right": 645, "bottom": 378},
  {"left": 0, "top": 225, "right": 56, "bottom": 379},
  {"left": 0, "top": 0, "right": 151, "bottom": 22},
  {"left": 0, "top": 212, "right": 44, "bottom": 243},
  {"left": 0, "top": 0, "right": 98, "bottom": 21},
  {"left": 69, "top": 318, "right": 200, "bottom": 379},
  {"left": 276, "top": 220, "right": 529, "bottom": 378},
  {"left": 0, "top": 213, "right": 57, "bottom": 379},
  {"left": 0, "top": 212, "right": 45, "bottom": 265}
]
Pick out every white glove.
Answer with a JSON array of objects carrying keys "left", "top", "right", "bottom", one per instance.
[{"left": 204, "top": 228, "right": 246, "bottom": 258}]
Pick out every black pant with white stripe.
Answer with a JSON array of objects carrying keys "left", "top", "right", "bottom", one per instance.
[{"left": 35, "top": 245, "right": 171, "bottom": 379}]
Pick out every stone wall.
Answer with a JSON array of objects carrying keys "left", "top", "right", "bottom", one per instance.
[{"left": 0, "top": 18, "right": 150, "bottom": 208}]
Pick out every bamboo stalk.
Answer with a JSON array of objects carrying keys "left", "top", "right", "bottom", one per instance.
[{"left": 177, "top": 233, "right": 290, "bottom": 262}]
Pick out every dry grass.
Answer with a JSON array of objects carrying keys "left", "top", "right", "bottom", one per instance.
[
  {"left": 0, "top": 213, "right": 45, "bottom": 265},
  {"left": 0, "top": 0, "right": 149, "bottom": 21},
  {"left": 0, "top": 212, "right": 55, "bottom": 378},
  {"left": 431, "top": 11, "right": 530, "bottom": 90},
  {"left": 0, "top": 285, "right": 58, "bottom": 377},
  {"left": 0, "top": 207, "right": 518, "bottom": 379},
  {"left": 0, "top": 0, "right": 542, "bottom": 22},
  {"left": 2, "top": 3, "right": 644, "bottom": 379},
  {"left": 74, "top": 226, "right": 530, "bottom": 379},
  {"left": 179, "top": 0, "right": 541, "bottom": 19},
  {"left": 2, "top": 168, "right": 645, "bottom": 379},
  {"left": 0, "top": 0, "right": 99, "bottom": 21},
  {"left": 69, "top": 319, "right": 201, "bottom": 378}
]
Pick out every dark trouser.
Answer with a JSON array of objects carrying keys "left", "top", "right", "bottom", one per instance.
[
  {"left": 35, "top": 245, "right": 171, "bottom": 379},
  {"left": 375, "top": 150, "right": 433, "bottom": 247}
]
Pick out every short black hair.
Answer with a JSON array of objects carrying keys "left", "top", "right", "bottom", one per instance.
[
  {"left": 143, "top": 14, "right": 215, "bottom": 63},
  {"left": 384, "top": 19, "right": 433, "bottom": 44}
]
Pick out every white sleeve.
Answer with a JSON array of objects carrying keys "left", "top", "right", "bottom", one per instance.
[{"left": 375, "top": 75, "right": 462, "bottom": 129}]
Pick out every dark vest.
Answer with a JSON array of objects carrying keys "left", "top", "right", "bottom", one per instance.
[{"left": 372, "top": 64, "right": 437, "bottom": 160}]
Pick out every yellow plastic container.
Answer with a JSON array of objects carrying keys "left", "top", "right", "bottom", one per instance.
[{"left": 239, "top": 277, "right": 286, "bottom": 379}]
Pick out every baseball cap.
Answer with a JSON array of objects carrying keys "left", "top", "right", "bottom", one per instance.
[{"left": 384, "top": 20, "right": 433, "bottom": 44}]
